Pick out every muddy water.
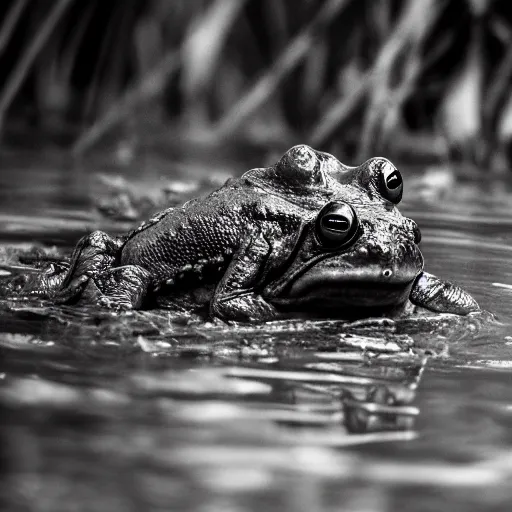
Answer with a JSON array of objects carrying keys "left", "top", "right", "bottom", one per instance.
[{"left": 1, "top": 153, "right": 512, "bottom": 512}]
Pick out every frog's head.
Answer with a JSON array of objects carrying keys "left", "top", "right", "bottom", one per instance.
[
  {"left": 244, "top": 144, "right": 347, "bottom": 206},
  {"left": 263, "top": 148, "right": 424, "bottom": 318}
]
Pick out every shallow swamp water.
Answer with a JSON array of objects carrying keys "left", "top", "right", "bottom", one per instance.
[{"left": 1, "top": 150, "right": 512, "bottom": 512}]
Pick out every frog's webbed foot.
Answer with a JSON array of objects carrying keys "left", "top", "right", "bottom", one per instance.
[
  {"left": 1, "top": 261, "right": 69, "bottom": 298},
  {"left": 53, "top": 231, "right": 152, "bottom": 309},
  {"left": 211, "top": 292, "right": 279, "bottom": 323},
  {"left": 63, "top": 265, "right": 153, "bottom": 310},
  {"left": 56, "top": 230, "right": 123, "bottom": 303},
  {"left": 63, "top": 230, "right": 122, "bottom": 284},
  {"left": 410, "top": 271, "right": 480, "bottom": 315}
]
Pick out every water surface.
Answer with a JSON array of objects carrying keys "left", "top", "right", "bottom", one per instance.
[{"left": 1, "top": 153, "right": 511, "bottom": 512}]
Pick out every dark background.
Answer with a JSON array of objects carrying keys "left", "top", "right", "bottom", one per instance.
[{"left": 1, "top": 0, "right": 512, "bottom": 169}]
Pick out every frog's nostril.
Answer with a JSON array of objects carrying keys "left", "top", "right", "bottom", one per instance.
[{"left": 382, "top": 268, "right": 393, "bottom": 278}]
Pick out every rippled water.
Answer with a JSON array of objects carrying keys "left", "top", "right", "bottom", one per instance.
[{"left": 1, "top": 152, "right": 512, "bottom": 512}]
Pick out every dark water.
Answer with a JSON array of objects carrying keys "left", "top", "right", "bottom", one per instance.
[{"left": 1, "top": 152, "right": 512, "bottom": 512}]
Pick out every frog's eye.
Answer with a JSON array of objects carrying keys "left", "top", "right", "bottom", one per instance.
[
  {"left": 377, "top": 160, "right": 403, "bottom": 204},
  {"left": 316, "top": 201, "right": 359, "bottom": 248}
]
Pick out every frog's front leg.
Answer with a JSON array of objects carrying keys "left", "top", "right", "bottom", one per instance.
[
  {"left": 210, "top": 230, "right": 278, "bottom": 322},
  {"left": 410, "top": 271, "right": 480, "bottom": 315}
]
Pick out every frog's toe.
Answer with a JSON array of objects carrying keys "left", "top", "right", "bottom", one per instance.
[
  {"left": 96, "top": 295, "right": 134, "bottom": 311},
  {"left": 85, "top": 265, "right": 152, "bottom": 310},
  {"left": 54, "top": 275, "right": 90, "bottom": 304},
  {"left": 1, "top": 261, "right": 70, "bottom": 299},
  {"left": 211, "top": 294, "right": 279, "bottom": 322},
  {"left": 410, "top": 272, "right": 480, "bottom": 315}
]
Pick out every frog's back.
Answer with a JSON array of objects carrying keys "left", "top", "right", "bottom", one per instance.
[{"left": 119, "top": 180, "right": 259, "bottom": 284}]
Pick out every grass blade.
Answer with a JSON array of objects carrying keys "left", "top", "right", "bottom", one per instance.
[
  {"left": 0, "top": 0, "right": 73, "bottom": 127},
  {"left": 310, "top": 0, "right": 438, "bottom": 150},
  {"left": 211, "top": 0, "right": 352, "bottom": 140},
  {"left": 72, "top": 49, "right": 180, "bottom": 155},
  {"left": 0, "top": 0, "right": 29, "bottom": 55}
]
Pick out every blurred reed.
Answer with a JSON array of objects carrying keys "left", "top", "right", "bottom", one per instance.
[{"left": 0, "top": 0, "right": 510, "bottom": 168}]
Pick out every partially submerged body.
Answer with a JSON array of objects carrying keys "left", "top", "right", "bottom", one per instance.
[{"left": 7, "top": 145, "right": 480, "bottom": 322}]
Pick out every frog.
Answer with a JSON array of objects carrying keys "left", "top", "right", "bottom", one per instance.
[{"left": 7, "top": 145, "right": 479, "bottom": 322}]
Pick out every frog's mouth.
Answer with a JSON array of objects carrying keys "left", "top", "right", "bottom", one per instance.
[{"left": 269, "top": 265, "right": 418, "bottom": 317}]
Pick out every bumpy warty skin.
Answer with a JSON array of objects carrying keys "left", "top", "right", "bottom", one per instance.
[
  {"left": 9, "top": 144, "right": 480, "bottom": 322},
  {"left": 121, "top": 187, "right": 246, "bottom": 287},
  {"left": 120, "top": 181, "right": 306, "bottom": 292}
]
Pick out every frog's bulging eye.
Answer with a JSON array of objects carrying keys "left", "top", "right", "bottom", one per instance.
[
  {"left": 316, "top": 202, "right": 359, "bottom": 248},
  {"left": 378, "top": 161, "right": 403, "bottom": 204}
]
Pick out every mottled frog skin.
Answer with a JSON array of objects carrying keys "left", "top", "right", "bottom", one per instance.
[{"left": 14, "top": 145, "right": 480, "bottom": 322}]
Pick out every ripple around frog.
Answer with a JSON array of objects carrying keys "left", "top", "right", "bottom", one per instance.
[
  {"left": 0, "top": 294, "right": 500, "bottom": 442},
  {"left": 0, "top": 226, "right": 501, "bottom": 458},
  {"left": 0, "top": 297, "right": 497, "bottom": 355},
  {"left": 1, "top": 304, "right": 510, "bottom": 512},
  {"left": 3, "top": 160, "right": 512, "bottom": 510}
]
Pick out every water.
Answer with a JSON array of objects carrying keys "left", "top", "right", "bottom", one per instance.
[{"left": 1, "top": 152, "right": 512, "bottom": 512}]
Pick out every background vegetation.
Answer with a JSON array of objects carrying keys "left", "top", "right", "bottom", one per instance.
[{"left": 0, "top": 0, "right": 511, "bottom": 169}]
